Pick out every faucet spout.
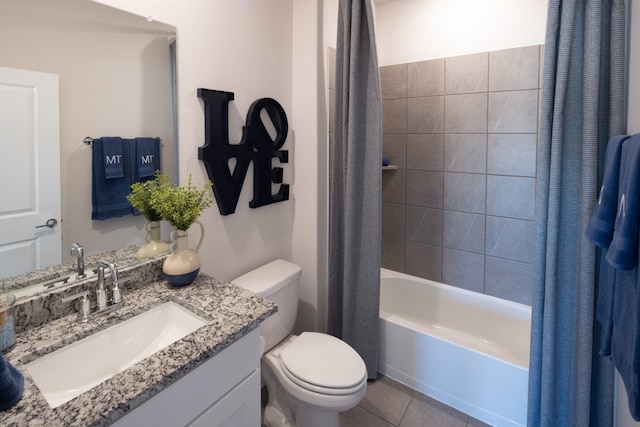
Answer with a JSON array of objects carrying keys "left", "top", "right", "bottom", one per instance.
[
  {"left": 70, "top": 243, "right": 85, "bottom": 278},
  {"left": 96, "top": 259, "right": 119, "bottom": 311},
  {"left": 98, "top": 259, "right": 119, "bottom": 283}
]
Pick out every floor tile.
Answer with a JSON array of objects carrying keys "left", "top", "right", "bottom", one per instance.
[
  {"left": 340, "top": 405, "right": 395, "bottom": 427},
  {"left": 358, "top": 375, "right": 414, "bottom": 425},
  {"left": 467, "top": 416, "right": 493, "bottom": 427},
  {"left": 399, "top": 392, "right": 468, "bottom": 427}
]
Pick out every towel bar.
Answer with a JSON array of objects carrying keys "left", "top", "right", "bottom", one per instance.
[{"left": 84, "top": 136, "right": 162, "bottom": 145}]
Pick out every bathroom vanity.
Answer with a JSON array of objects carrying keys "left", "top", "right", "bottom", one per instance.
[{"left": 0, "top": 263, "right": 276, "bottom": 426}]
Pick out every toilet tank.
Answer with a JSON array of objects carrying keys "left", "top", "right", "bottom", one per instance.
[{"left": 231, "top": 259, "right": 301, "bottom": 353}]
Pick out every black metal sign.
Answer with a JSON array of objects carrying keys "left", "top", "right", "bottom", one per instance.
[{"left": 198, "top": 89, "right": 290, "bottom": 215}]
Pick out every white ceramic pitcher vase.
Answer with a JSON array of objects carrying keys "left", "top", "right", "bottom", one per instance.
[{"left": 162, "top": 221, "right": 204, "bottom": 287}]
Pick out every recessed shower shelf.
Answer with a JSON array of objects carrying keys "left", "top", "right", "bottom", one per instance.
[{"left": 382, "top": 165, "right": 398, "bottom": 171}]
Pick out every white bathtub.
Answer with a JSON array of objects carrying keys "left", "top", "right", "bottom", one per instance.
[{"left": 378, "top": 268, "right": 531, "bottom": 427}]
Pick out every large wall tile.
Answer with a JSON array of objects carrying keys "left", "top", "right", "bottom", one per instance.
[
  {"left": 406, "top": 205, "right": 442, "bottom": 245},
  {"left": 489, "top": 45, "right": 540, "bottom": 92},
  {"left": 374, "top": 45, "right": 542, "bottom": 307},
  {"left": 445, "top": 93, "right": 488, "bottom": 133},
  {"left": 443, "top": 248, "right": 485, "bottom": 293},
  {"left": 381, "top": 63, "right": 408, "bottom": 100},
  {"left": 383, "top": 133, "right": 407, "bottom": 169},
  {"left": 443, "top": 172, "right": 486, "bottom": 214},
  {"left": 407, "top": 134, "right": 444, "bottom": 171},
  {"left": 446, "top": 52, "right": 488, "bottom": 95},
  {"left": 486, "top": 175, "right": 535, "bottom": 220},
  {"left": 328, "top": 47, "right": 336, "bottom": 91},
  {"left": 383, "top": 99, "right": 407, "bottom": 133},
  {"left": 405, "top": 241, "right": 442, "bottom": 282},
  {"left": 329, "top": 89, "right": 335, "bottom": 133},
  {"left": 407, "top": 96, "right": 444, "bottom": 133},
  {"left": 443, "top": 210, "right": 485, "bottom": 254},
  {"left": 407, "top": 170, "right": 443, "bottom": 208},
  {"left": 382, "top": 169, "right": 406, "bottom": 204},
  {"left": 485, "top": 216, "right": 534, "bottom": 263},
  {"left": 444, "top": 134, "right": 487, "bottom": 173},
  {"left": 383, "top": 202, "right": 406, "bottom": 239},
  {"left": 539, "top": 45, "right": 545, "bottom": 89},
  {"left": 488, "top": 90, "right": 538, "bottom": 133},
  {"left": 408, "top": 58, "right": 445, "bottom": 97},
  {"left": 487, "top": 134, "right": 536, "bottom": 177},
  {"left": 382, "top": 236, "right": 405, "bottom": 272},
  {"left": 485, "top": 257, "right": 534, "bottom": 305}
]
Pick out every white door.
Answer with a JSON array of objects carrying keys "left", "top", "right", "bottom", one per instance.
[{"left": 0, "top": 66, "right": 61, "bottom": 279}]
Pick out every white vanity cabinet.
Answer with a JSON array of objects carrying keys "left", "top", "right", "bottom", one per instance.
[{"left": 113, "top": 329, "right": 261, "bottom": 427}]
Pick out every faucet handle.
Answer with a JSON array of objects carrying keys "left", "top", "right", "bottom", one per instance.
[
  {"left": 111, "top": 276, "right": 130, "bottom": 305},
  {"left": 61, "top": 291, "right": 91, "bottom": 323}
]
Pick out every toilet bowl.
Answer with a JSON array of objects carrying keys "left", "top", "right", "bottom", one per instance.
[
  {"left": 231, "top": 260, "right": 367, "bottom": 427},
  {"left": 262, "top": 333, "right": 367, "bottom": 427}
]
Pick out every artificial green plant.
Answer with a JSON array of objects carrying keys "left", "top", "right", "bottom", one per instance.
[
  {"left": 126, "top": 171, "right": 171, "bottom": 222},
  {"left": 152, "top": 174, "right": 213, "bottom": 231}
]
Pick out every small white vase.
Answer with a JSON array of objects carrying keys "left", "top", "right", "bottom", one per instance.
[
  {"left": 162, "top": 221, "right": 204, "bottom": 287},
  {"left": 136, "top": 221, "right": 172, "bottom": 260}
]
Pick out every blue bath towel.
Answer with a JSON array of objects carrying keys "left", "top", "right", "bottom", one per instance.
[
  {"left": 606, "top": 135, "right": 640, "bottom": 270},
  {"left": 102, "top": 137, "right": 125, "bottom": 179},
  {"left": 91, "top": 137, "right": 133, "bottom": 220},
  {"left": 135, "top": 137, "right": 161, "bottom": 179},
  {"left": 610, "top": 264, "right": 640, "bottom": 420},
  {"left": 586, "top": 134, "right": 630, "bottom": 247},
  {"left": 596, "top": 248, "right": 617, "bottom": 357},
  {"left": 0, "top": 353, "right": 23, "bottom": 411}
]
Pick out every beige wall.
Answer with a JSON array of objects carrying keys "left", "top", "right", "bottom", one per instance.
[
  {"left": 374, "top": 0, "right": 547, "bottom": 66},
  {"left": 95, "top": 0, "right": 297, "bottom": 281}
]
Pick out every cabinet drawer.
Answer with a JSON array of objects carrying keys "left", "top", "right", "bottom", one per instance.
[
  {"left": 188, "top": 370, "right": 261, "bottom": 427},
  {"left": 114, "top": 329, "right": 260, "bottom": 426}
]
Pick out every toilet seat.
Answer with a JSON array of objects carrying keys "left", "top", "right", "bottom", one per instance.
[{"left": 278, "top": 332, "right": 367, "bottom": 396}]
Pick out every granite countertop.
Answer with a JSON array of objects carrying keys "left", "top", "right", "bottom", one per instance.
[{"left": 0, "top": 274, "right": 276, "bottom": 426}]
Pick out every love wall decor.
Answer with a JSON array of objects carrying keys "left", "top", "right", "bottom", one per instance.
[{"left": 198, "top": 89, "right": 290, "bottom": 215}]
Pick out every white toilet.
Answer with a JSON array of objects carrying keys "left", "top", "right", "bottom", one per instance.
[{"left": 232, "top": 259, "right": 367, "bottom": 427}]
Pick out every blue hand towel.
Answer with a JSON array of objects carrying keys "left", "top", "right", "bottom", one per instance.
[
  {"left": 0, "top": 353, "right": 24, "bottom": 411},
  {"left": 586, "top": 134, "right": 630, "bottom": 247},
  {"left": 135, "top": 137, "right": 161, "bottom": 179},
  {"left": 606, "top": 136, "right": 640, "bottom": 270},
  {"left": 102, "top": 137, "right": 125, "bottom": 179},
  {"left": 610, "top": 266, "right": 640, "bottom": 420},
  {"left": 91, "top": 138, "right": 134, "bottom": 220}
]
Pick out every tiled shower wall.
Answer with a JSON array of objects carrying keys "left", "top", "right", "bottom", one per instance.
[{"left": 380, "top": 45, "right": 542, "bottom": 305}]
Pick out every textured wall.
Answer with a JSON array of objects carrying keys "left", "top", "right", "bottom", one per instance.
[{"left": 380, "top": 45, "right": 542, "bottom": 305}]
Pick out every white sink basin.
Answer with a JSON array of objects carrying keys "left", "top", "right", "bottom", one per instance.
[{"left": 26, "top": 301, "right": 208, "bottom": 408}]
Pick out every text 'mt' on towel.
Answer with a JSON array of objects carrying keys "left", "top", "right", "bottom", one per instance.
[{"left": 135, "top": 137, "right": 161, "bottom": 181}]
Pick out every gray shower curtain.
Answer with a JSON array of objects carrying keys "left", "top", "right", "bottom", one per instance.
[
  {"left": 328, "top": 0, "right": 382, "bottom": 380},
  {"left": 528, "top": 0, "right": 626, "bottom": 425}
]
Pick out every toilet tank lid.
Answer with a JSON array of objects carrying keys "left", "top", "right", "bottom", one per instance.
[{"left": 231, "top": 259, "right": 301, "bottom": 297}]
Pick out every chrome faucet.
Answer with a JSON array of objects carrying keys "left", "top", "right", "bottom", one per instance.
[
  {"left": 70, "top": 243, "right": 85, "bottom": 279},
  {"left": 96, "top": 259, "right": 123, "bottom": 311},
  {"left": 62, "top": 259, "right": 128, "bottom": 323}
]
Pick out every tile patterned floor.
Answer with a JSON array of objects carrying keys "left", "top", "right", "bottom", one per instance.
[{"left": 339, "top": 374, "right": 492, "bottom": 427}]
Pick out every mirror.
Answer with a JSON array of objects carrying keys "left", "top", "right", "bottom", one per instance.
[{"left": 0, "top": 0, "right": 177, "bottom": 298}]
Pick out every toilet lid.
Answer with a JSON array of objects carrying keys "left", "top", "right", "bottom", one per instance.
[{"left": 279, "top": 332, "right": 367, "bottom": 392}]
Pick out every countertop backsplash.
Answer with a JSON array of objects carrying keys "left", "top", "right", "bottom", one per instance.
[{"left": 12, "top": 248, "right": 166, "bottom": 334}]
